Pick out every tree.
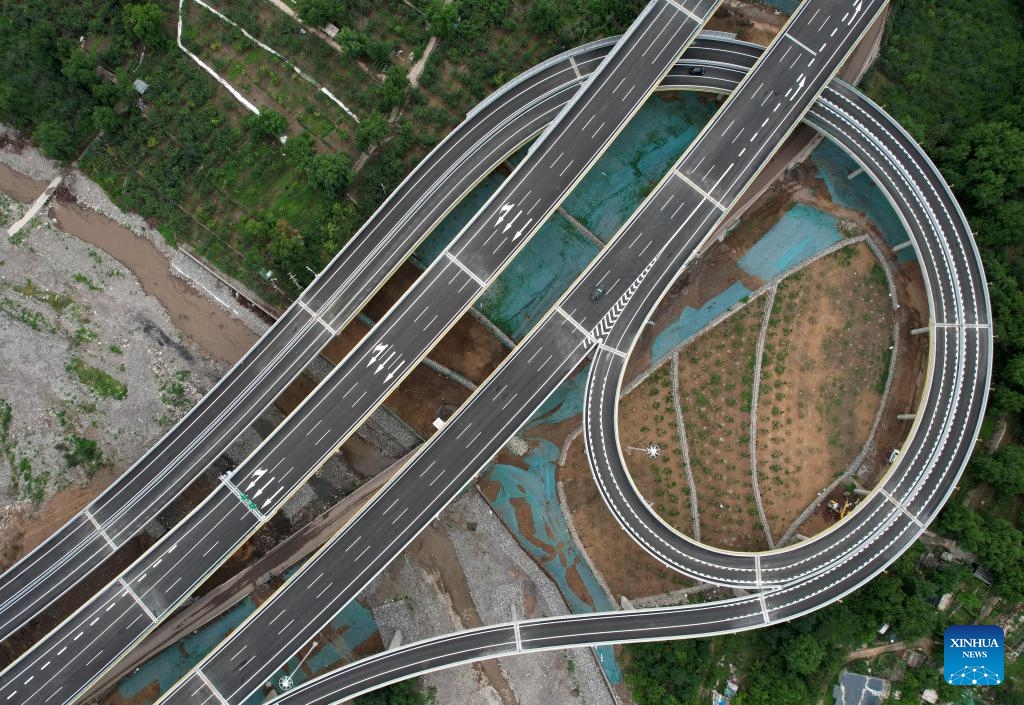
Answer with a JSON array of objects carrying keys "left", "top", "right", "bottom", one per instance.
[
  {"left": 246, "top": 109, "right": 287, "bottom": 140},
  {"left": 356, "top": 678, "right": 435, "bottom": 705},
  {"left": 283, "top": 132, "right": 316, "bottom": 170},
  {"left": 91, "top": 106, "right": 121, "bottom": 134},
  {"left": 33, "top": 121, "right": 76, "bottom": 160},
  {"left": 528, "top": 0, "right": 561, "bottom": 35},
  {"left": 306, "top": 152, "right": 353, "bottom": 196},
  {"left": 383, "top": 66, "right": 409, "bottom": 109},
  {"left": 425, "top": 0, "right": 460, "bottom": 40},
  {"left": 297, "top": 0, "right": 337, "bottom": 27},
  {"left": 783, "top": 632, "right": 826, "bottom": 675},
  {"left": 356, "top": 112, "right": 389, "bottom": 151},
  {"left": 122, "top": 3, "right": 166, "bottom": 45}
]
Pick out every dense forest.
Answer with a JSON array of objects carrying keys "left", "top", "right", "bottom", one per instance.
[{"left": 1, "top": 0, "right": 1023, "bottom": 704}]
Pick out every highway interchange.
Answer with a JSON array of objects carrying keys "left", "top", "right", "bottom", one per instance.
[
  {"left": 0, "top": 0, "right": 992, "bottom": 703},
  {"left": 0, "top": 1, "right": 722, "bottom": 703}
]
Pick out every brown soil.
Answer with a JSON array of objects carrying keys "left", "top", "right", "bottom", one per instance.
[
  {"left": 675, "top": 299, "right": 769, "bottom": 550},
  {"left": 0, "top": 164, "right": 46, "bottom": 203},
  {"left": 707, "top": 0, "right": 788, "bottom": 47},
  {"left": 50, "top": 202, "right": 258, "bottom": 364},
  {"left": 557, "top": 432, "right": 693, "bottom": 600},
  {"left": 756, "top": 243, "right": 894, "bottom": 539},
  {"left": 386, "top": 364, "right": 472, "bottom": 438}
]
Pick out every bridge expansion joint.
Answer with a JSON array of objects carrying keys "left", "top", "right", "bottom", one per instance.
[
  {"left": 880, "top": 490, "right": 924, "bottom": 529},
  {"left": 83, "top": 509, "right": 118, "bottom": 551},
  {"left": 672, "top": 170, "right": 727, "bottom": 212},
  {"left": 195, "top": 668, "right": 230, "bottom": 705},
  {"left": 568, "top": 56, "right": 583, "bottom": 81},
  {"left": 664, "top": 0, "right": 701, "bottom": 23},
  {"left": 445, "top": 252, "right": 488, "bottom": 288},
  {"left": 220, "top": 473, "right": 270, "bottom": 522},
  {"left": 118, "top": 577, "right": 158, "bottom": 623},
  {"left": 296, "top": 299, "right": 338, "bottom": 335},
  {"left": 785, "top": 32, "right": 818, "bottom": 57},
  {"left": 556, "top": 306, "right": 597, "bottom": 346},
  {"left": 513, "top": 621, "right": 522, "bottom": 652},
  {"left": 754, "top": 555, "right": 770, "bottom": 623}
]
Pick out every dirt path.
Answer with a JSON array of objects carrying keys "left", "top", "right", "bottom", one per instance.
[{"left": 845, "top": 637, "right": 931, "bottom": 663}]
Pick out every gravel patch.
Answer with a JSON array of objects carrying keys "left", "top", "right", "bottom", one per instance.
[
  {"left": 0, "top": 209, "right": 221, "bottom": 508},
  {"left": 363, "top": 553, "right": 502, "bottom": 705},
  {"left": 0, "top": 126, "right": 60, "bottom": 182},
  {"left": 443, "top": 493, "right": 617, "bottom": 705}
]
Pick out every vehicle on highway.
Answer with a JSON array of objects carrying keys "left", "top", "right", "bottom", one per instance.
[
  {"left": 689, "top": 65, "right": 706, "bottom": 75},
  {"left": 590, "top": 284, "right": 606, "bottom": 301}
]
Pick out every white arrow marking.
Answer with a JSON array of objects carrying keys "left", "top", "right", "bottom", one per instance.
[
  {"left": 496, "top": 203, "right": 514, "bottom": 225},
  {"left": 512, "top": 218, "right": 534, "bottom": 241},
  {"left": 503, "top": 210, "right": 523, "bottom": 233}
]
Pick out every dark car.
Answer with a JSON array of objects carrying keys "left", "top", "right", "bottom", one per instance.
[
  {"left": 590, "top": 284, "right": 605, "bottom": 301},
  {"left": 688, "top": 66, "right": 705, "bottom": 75}
]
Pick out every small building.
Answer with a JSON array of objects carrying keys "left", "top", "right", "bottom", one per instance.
[
  {"left": 323, "top": 23, "right": 340, "bottom": 38},
  {"left": 832, "top": 670, "right": 889, "bottom": 705},
  {"left": 920, "top": 688, "right": 938, "bottom": 704},
  {"left": 132, "top": 78, "right": 149, "bottom": 95}
]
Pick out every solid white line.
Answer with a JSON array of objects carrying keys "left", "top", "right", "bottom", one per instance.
[
  {"left": 82, "top": 510, "right": 117, "bottom": 551},
  {"left": 118, "top": 578, "right": 157, "bottom": 623},
  {"left": 194, "top": 668, "right": 230, "bottom": 705},
  {"left": 672, "top": 170, "right": 727, "bottom": 211},
  {"left": 444, "top": 252, "right": 487, "bottom": 288}
]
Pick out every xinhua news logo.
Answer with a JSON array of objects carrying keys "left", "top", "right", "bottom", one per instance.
[{"left": 944, "top": 625, "right": 1004, "bottom": 686}]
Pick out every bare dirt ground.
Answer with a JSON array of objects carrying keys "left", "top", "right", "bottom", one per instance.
[
  {"left": 675, "top": 299, "right": 768, "bottom": 549},
  {"left": 707, "top": 0, "right": 789, "bottom": 46},
  {"left": 756, "top": 243, "right": 893, "bottom": 540},
  {"left": 558, "top": 426, "right": 695, "bottom": 599}
]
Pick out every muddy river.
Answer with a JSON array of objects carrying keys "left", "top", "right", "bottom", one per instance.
[{"left": 0, "top": 167, "right": 257, "bottom": 364}]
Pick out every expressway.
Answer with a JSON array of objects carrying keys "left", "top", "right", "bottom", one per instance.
[
  {"left": 152, "top": 3, "right": 896, "bottom": 704},
  {"left": 0, "top": 3, "right": 720, "bottom": 703},
  {"left": 0, "top": 1, "right": 631, "bottom": 643},
  {"left": 251, "top": 36, "right": 991, "bottom": 705}
]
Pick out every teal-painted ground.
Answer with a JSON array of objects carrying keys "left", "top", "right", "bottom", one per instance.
[
  {"left": 763, "top": 0, "right": 800, "bottom": 12},
  {"left": 485, "top": 440, "right": 622, "bottom": 683},
  {"left": 737, "top": 203, "right": 844, "bottom": 280},
  {"left": 477, "top": 214, "right": 599, "bottom": 340},
  {"left": 524, "top": 364, "right": 590, "bottom": 431},
  {"left": 414, "top": 171, "right": 507, "bottom": 266},
  {"left": 650, "top": 280, "right": 753, "bottom": 363},
  {"left": 561, "top": 92, "right": 718, "bottom": 242},
  {"left": 116, "top": 596, "right": 377, "bottom": 705},
  {"left": 811, "top": 139, "right": 915, "bottom": 261}
]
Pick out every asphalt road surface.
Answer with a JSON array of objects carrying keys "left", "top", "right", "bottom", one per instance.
[
  {"left": 256, "top": 37, "right": 990, "bottom": 705},
  {"left": 0, "top": 3, "right": 717, "bottom": 703},
  {"left": 153, "top": 2, "right": 904, "bottom": 704}
]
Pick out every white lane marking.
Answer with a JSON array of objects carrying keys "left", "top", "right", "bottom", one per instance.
[
  {"left": 555, "top": 307, "right": 596, "bottom": 345},
  {"left": 118, "top": 578, "right": 157, "bottom": 623},
  {"left": 195, "top": 669, "right": 229, "bottom": 705},
  {"left": 785, "top": 32, "right": 818, "bottom": 56},
  {"left": 444, "top": 252, "right": 487, "bottom": 288},
  {"left": 219, "top": 474, "right": 269, "bottom": 521},
  {"left": 880, "top": 490, "right": 925, "bottom": 528},
  {"left": 391, "top": 507, "right": 408, "bottom": 525},
  {"left": 83, "top": 509, "right": 118, "bottom": 551},
  {"left": 296, "top": 300, "right": 337, "bottom": 335},
  {"left": 664, "top": 0, "right": 700, "bottom": 23},
  {"left": 672, "top": 170, "right": 727, "bottom": 211}
]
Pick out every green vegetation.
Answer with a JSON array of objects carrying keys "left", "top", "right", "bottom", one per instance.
[
  {"left": 58, "top": 434, "right": 105, "bottom": 477},
  {"left": 66, "top": 357, "right": 128, "bottom": 400},
  {"left": 160, "top": 370, "right": 192, "bottom": 408},
  {"left": 355, "top": 678, "right": 435, "bottom": 705},
  {"left": 0, "top": 400, "right": 48, "bottom": 502}
]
